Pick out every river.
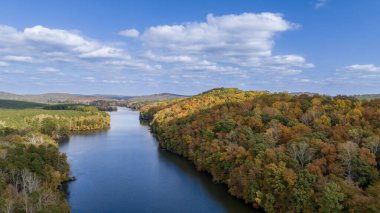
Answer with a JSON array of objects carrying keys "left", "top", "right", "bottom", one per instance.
[{"left": 59, "top": 108, "right": 257, "bottom": 213}]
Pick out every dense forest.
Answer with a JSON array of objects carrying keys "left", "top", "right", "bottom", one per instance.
[
  {"left": 0, "top": 102, "right": 110, "bottom": 212},
  {"left": 141, "top": 88, "right": 380, "bottom": 212}
]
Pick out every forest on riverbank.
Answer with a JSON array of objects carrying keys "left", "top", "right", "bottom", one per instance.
[
  {"left": 141, "top": 88, "right": 380, "bottom": 212},
  {"left": 0, "top": 101, "right": 110, "bottom": 212}
]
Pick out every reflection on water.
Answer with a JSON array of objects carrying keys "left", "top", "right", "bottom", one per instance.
[{"left": 59, "top": 108, "right": 259, "bottom": 213}]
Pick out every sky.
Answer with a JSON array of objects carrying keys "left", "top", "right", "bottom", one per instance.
[{"left": 0, "top": 0, "right": 379, "bottom": 96}]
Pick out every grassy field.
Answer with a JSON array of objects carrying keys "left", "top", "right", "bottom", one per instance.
[{"left": 0, "top": 109, "right": 87, "bottom": 128}]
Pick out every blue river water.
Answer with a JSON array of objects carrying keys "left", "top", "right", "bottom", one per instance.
[{"left": 59, "top": 108, "right": 257, "bottom": 213}]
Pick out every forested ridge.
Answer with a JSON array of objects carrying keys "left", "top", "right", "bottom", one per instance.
[
  {"left": 0, "top": 104, "right": 110, "bottom": 212},
  {"left": 141, "top": 88, "right": 380, "bottom": 212}
]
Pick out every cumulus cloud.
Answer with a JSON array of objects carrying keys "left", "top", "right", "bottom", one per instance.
[
  {"left": 142, "top": 13, "right": 293, "bottom": 55},
  {"left": 144, "top": 51, "right": 194, "bottom": 63},
  {"left": 119, "top": 29, "right": 140, "bottom": 38},
  {"left": 322, "top": 64, "right": 380, "bottom": 92},
  {"left": 141, "top": 13, "right": 312, "bottom": 75},
  {"left": 339, "top": 64, "right": 380, "bottom": 72},
  {"left": 24, "top": 25, "right": 132, "bottom": 60},
  {"left": 0, "top": 13, "right": 315, "bottom": 93},
  {"left": 0, "top": 25, "right": 139, "bottom": 69}
]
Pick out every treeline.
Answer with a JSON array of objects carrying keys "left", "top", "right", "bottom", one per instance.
[
  {"left": 0, "top": 105, "right": 110, "bottom": 212},
  {"left": 87, "top": 101, "right": 118, "bottom": 112},
  {"left": 1, "top": 106, "right": 111, "bottom": 139},
  {"left": 119, "top": 93, "right": 187, "bottom": 110},
  {"left": 141, "top": 88, "right": 380, "bottom": 212},
  {"left": 42, "top": 108, "right": 110, "bottom": 136},
  {"left": 44, "top": 103, "right": 117, "bottom": 113}
]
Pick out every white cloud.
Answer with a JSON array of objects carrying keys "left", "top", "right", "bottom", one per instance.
[
  {"left": 23, "top": 25, "right": 130, "bottom": 59},
  {"left": 39, "top": 67, "right": 60, "bottom": 73},
  {"left": 359, "top": 74, "right": 380, "bottom": 79},
  {"left": 102, "top": 79, "right": 128, "bottom": 84},
  {"left": 1, "top": 69, "right": 25, "bottom": 74},
  {"left": 0, "top": 25, "right": 139, "bottom": 70},
  {"left": 315, "top": 0, "right": 328, "bottom": 8},
  {"left": 322, "top": 64, "right": 380, "bottom": 90},
  {"left": 85, "top": 76, "right": 95, "bottom": 80},
  {"left": 141, "top": 13, "right": 312, "bottom": 75},
  {"left": 142, "top": 13, "right": 294, "bottom": 55},
  {"left": 79, "top": 47, "right": 125, "bottom": 58},
  {"left": 38, "top": 67, "right": 63, "bottom": 75},
  {"left": 339, "top": 64, "right": 380, "bottom": 72},
  {"left": 270, "top": 55, "right": 314, "bottom": 68},
  {"left": 144, "top": 51, "right": 194, "bottom": 63},
  {"left": 0, "top": 61, "right": 8, "bottom": 67},
  {"left": 292, "top": 78, "right": 312, "bottom": 83},
  {"left": 119, "top": 29, "right": 140, "bottom": 38},
  {"left": 0, "top": 13, "right": 315, "bottom": 92},
  {"left": 3, "top": 55, "right": 34, "bottom": 63}
]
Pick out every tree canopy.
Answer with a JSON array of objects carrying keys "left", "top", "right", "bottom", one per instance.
[{"left": 141, "top": 88, "right": 380, "bottom": 212}]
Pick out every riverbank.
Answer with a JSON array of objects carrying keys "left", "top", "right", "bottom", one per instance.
[{"left": 0, "top": 105, "right": 110, "bottom": 212}]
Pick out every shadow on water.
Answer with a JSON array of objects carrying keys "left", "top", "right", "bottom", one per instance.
[
  {"left": 139, "top": 119, "right": 150, "bottom": 127},
  {"left": 59, "top": 129, "right": 110, "bottom": 198},
  {"left": 58, "top": 129, "right": 110, "bottom": 146},
  {"left": 156, "top": 148, "right": 262, "bottom": 213}
]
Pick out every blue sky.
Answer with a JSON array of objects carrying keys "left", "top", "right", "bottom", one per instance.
[{"left": 0, "top": 0, "right": 379, "bottom": 95}]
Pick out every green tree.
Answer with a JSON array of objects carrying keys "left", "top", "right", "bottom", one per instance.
[{"left": 317, "top": 182, "right": 345, "bottom": 213}]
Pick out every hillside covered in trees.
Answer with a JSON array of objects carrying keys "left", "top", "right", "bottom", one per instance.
[
  {"left": 114, "top": 93, "right": 187, "bottom": 110},
  {"left": 0, "top": 91, "right": 186, "bottom": 107},
  {"left": 141, "top": 88, "right": 380, "bottom": 212},
  {"left": 0, "top": 101, "right": 110, "bottom": 212}
]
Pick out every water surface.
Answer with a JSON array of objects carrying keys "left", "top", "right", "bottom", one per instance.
[{"left": 60, "top": 108, "right": 257, "bottom": 213}]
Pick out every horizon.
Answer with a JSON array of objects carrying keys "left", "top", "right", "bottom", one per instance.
[
  {"left": 0, "top": 0, "right": 379, "bottom": 95},
  {"left": 0, "top": 88, "right": 378, "bottom": 97}
]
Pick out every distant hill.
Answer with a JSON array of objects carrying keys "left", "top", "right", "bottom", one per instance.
[
  {"left": 0, "top": 91, "right": 133, "bottom": 104},
  {"left": 118, "top": 93, "right": 188, "bottom": 109},
  {"left": 125, "top": 93, "right": 186, "bottom": 102},
  {"left": 0, "top": 91, "right": 187, "bottom": 108},
  {"left": 0, "top": 91, "right": 82, "bottom": 103},
  {"left": 0, "top": 99, "right": 47, "bottom": 109},
  {"left": 290, "top": 92, "right": 380, "bottom": 100},
  {"left": 290, "top": 92, "right": 321, "bottom": 96},
  {"left": 353, "top": 94, "right": 380, "bottom": 100},
  {"left": 0, "top": 92, "right": 24, "bottom": 100}
]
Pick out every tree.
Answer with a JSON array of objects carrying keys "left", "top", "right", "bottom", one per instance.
[
  {"left": 40, "top": 118, "right": 58, "bottom": 138},
  {"left": 348, "top": 128, "right": 365, "bottom": 145},
  {"left": 300, "top": 113, "right": 314, "bottom": 126},
  {"left": 2, "top": 185, "right": 18, "bottom": 213},
  {"left": 317, "top": 182, "right": 345, "bottom": 213},
  {"left": 338, "top": 141, "right": 358, "bottom": 181},
  {"left": 288, "top": 141, "right": 315, "bottom": 169},
  {"left": 35, "top": 187, "right": 58, "bottom": 211},
  {"left": 363, "top": 135, "right": 380, "bottom": 155},
  {"left": 289, "top": 171, "right": 317, "bottom": 212},
  {"left": 20, "top": 169, "right": 40, "bottom": 212}
]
